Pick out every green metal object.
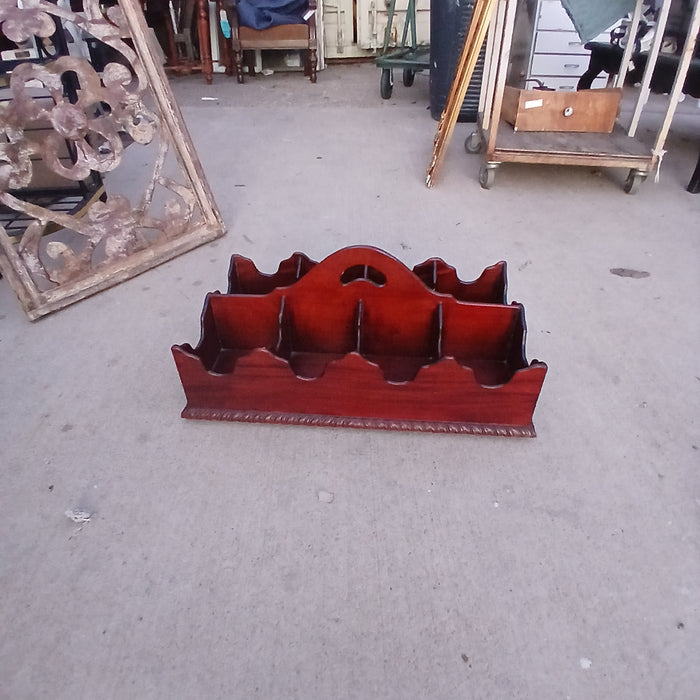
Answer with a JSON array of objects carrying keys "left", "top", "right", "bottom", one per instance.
[{"left": 374, "top": 0, "right": 430, "bottom": 99}]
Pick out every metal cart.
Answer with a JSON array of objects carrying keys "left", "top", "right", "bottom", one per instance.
[
  {"left": 375, "top": 0, "right": 430, "bottom": 99},
  {"left": 467, "top": 0, "right": 700, "bottom": 193}
]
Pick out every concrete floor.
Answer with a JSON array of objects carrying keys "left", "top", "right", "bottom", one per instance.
[{"left": 1, "top": 63, "right": 699, "bottom": 699}]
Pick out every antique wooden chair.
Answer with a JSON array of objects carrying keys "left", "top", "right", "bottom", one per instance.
[{"left": 218, "top": 0, "right": 317, "bottom": 83}]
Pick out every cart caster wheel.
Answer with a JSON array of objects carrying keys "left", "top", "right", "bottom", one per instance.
[
  {"left": 479, "top": 163, "right": 497, "bottom": 189},
  {"left": 380, "top": 69, "right": 393, "bottom": 99},
  {"left": 465, "top": 131, "right": 483, "bottom": 154},
  {"left": 402, "top": 68, "right": 415, "bottom": 87},
  {"left": 624, "top": 169, "right": 646, "bottom": 194}
]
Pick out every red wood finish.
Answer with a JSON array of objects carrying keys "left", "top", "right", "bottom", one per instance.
[{"left": 173, "top": 246, "right": 547, "bottom": 435}]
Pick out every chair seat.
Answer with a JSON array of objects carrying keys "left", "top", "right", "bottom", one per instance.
[{"left": 239, "top": 23, "right": 310, "bottom": 48}]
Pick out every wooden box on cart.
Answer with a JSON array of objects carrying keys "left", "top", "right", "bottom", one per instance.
[{"left": 500, "top": 86, "right": 622, "bottom": 133}]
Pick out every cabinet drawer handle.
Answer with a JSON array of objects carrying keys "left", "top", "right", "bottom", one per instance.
[{"left": 564, "top": 63, "right": 580, "bottom": 68}]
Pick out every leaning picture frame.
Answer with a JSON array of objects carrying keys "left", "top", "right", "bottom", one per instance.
[{"left": 0, "top": 0, "right": 225, "bottom": 320}]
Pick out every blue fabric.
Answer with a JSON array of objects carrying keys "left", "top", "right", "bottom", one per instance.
[
  {"left": 560, "top": 0, "right": 636, "bottom": 43},
  {"left": 237, "top": 0, "right": 309, "bottom": 29}
]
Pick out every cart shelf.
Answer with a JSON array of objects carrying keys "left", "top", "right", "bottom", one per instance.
[{"left": 490, "top": 121, "right": 651, "bottom": 166}]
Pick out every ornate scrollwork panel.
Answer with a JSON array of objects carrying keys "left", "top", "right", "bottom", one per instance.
[{"left": 0, "top": 0, "right": 224, "bottom": 319}]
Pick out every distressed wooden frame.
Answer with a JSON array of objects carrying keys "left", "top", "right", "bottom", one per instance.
[
  {"left": 0, "top": 0, "right": 225, "bottom": 320},
  {"left": 172, "top": 247, "right": 547, "bottom": 436}
]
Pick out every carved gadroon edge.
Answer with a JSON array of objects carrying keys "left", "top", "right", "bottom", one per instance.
[{"left": 182, "top": 407, "right": 537, "bottom": 437}]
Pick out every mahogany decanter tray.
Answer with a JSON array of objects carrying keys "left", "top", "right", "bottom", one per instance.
[{"left": 172, "top": 246, "right": 547, "bottom": 436}]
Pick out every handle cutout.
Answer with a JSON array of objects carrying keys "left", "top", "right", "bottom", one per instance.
[{"left": 340, "top": 264, "right": 387, "bottom": 287}]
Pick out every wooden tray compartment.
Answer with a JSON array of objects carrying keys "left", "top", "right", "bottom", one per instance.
[
  {"left": 173, "top": 246, "right": 547, "bottom": 436},
  {"left": 228, "top": 251, "right": 508, "bottom": 304}
]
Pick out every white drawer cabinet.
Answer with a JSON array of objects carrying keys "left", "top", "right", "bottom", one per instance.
[
  {"left": 533, "top": 30, "right": 588, "bottom": 55},
  {"left": 535, "top": 76, "right": 608, "bottom": 91},
  {"left": 531, "top": 52, "right": 588, "bottom": 75},
  {"left": 536, "top": 0, "right": 576, "bottom": 31},
  {"left": 527, "top": 0, "right": 611, "bottom": 91}
]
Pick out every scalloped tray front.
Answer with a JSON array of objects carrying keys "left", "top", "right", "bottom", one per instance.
[{"left": 172, "top": 246, "right": 547, "bottom": 436}]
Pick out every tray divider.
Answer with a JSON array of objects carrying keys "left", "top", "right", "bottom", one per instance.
[
  {"left": 275, "top": 295, "right": 293, "bottom": 359},
  {"left": 355, "top": 299, "right": 364, "bottom": 355}
]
